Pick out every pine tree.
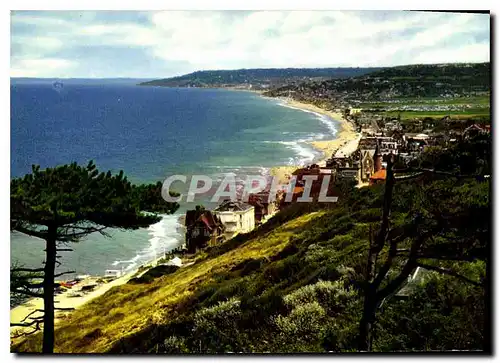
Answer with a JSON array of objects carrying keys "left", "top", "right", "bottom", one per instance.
[{"left": 10, "top": 161, "right": 179, "bottom": 353}]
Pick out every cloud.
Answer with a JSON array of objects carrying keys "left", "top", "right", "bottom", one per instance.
[
  {"left": 11, "top": 58, "right": 76, "bottom": 77},
  {"left": 413, "top": 43, "right": 490, "bottom": 64},
  {"left": 11, "top": 36, "right": 64, "bottom": 59},
  {"left": 10, "top": 10, "right": 490, "bottom": 78}
]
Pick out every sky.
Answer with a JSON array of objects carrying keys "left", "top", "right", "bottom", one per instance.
[{"left": 10, "top": 10, "right": 490, "bottom": 79}]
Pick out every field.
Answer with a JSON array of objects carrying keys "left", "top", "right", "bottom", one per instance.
[
  {"left": 384, "top": 108, "right": 491, "bottom": 120},
  {"left": 358, "top": 94, "right": 490, "bottom": 120},
  {"left": 359, "top": 95, "right": 490, "bottom": 108}
]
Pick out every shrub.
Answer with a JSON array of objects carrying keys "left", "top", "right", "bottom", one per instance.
[
  {"left": 191, "top": 298, "right": 244, "bottom": 353},
  {"left": 128, "top": 265, "right": 180, "bottom": 284},
  {"left": 283, "top": 279, "right": 356, "bottom": 315},
  {"left": 231, "top": 257, "right": 268, "bottom": 276},
  {"left": 273, "top": 301, "right": 327, "bottom": 352},
  {"left": 163, "top": 336, "right": 189, "bottom": 354}
]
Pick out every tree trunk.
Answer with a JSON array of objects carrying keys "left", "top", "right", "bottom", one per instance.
[
  {"left": 359, "top": 285, "right": 378, "bottom": 351},
  {"left": 42, "top": 230, "right": 57, "bottom": 353},
  {"left": 359, "top": 227, "right": 378, "bottom": 352},
  {"left": 376, "top": 157, "right": 395, "bottom": 247},
  {"left": 359, "top": 158, "right": 395, "bottom": 351}
]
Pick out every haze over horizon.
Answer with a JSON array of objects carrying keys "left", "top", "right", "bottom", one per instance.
[{"left": 11, "top": 10, "right": 490, "bottom": 79}]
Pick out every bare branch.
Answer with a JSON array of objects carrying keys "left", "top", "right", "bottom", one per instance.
[
  {"left": 11, "top": 289, "right": 43, "bottom": 298},
  {"left": 22, "top": 282, "right": 44, "bottom": 288},
  {"left": 372, "top": 236, "right": 398, "bottom": 289},
  {"left": 56, "top": 225, "right": 109, "bottom": 242},
  {"left": 11, "top": 267, "right": 45, "bottom": 273},
  {"left": 11, "top": 319, "right": 41, "bottom": 328},
  {"left": 54, "top": 270, "right": 76, "bottom": 278},
  {"left": 12, "top": 225, "right": 48, "bottom": 239},
  {"left": 20, "top": 309, "right": 44, "bottom": 323},
  {"left": 415, "top": 254, "right": 478, "bottom": 261},
  {"left": 11, "top": 325, "right": 42, "bottom": 339},
  {"left": 376, "top": 259, "right": 418, "bottom": 301},
  {"left": 374, "top": 158, "right": 395, "bottom": 253},
  {"left": 375, "top": 224, "right": 444, "bottom": 300},
  {"left": 416, "top": 262, "right": 482, "bottom": 287},
  {"left": 394, "top": 172, "right": 425, "bottom": 181},
  {"left": 404, "top": 168, "right": 484, "bottom": 179}
]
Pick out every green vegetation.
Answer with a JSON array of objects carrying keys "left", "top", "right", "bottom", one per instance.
[
  {"left": 359, "top": 95, "right": 490, "bottom": 108},
  {"left": 10, "top": 161, "right": 179, "bottom": 353},
  {"left": 129, "top": 265, "right": 180, "bottom": 285},
  {"left": 384, "top": 108, "right": 490, "bottom": 120},
  {"left": 265, "top": 63, "right": 490, "bottom": 108},
  {"left": 139, "top": 67, "right": 382, "bottom": 89},
  {"left": 12, "top": 135, "right": 490, "bottom": 353}
]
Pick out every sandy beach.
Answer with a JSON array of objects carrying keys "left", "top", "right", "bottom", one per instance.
[
  {"left": 9, "top": 254, "right": 177, "bottom": 337},
  {"left": 284, "top": 100, "right": 360, "bottom": 165},
  {"left": 10, "top": 271, "right": 136, "bottom": 337},
  {"left": 269, "top": 98, "right": 361, "bottom": 181}
]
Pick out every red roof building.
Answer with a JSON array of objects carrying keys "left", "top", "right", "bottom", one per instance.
[
  {"left": 185, "top": 209, "right": 225, "bottom": 253},
  {"left": 369, "top": 169, "right": 387, "bottom": 185}
]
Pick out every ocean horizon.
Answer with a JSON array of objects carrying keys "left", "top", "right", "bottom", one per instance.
[{"left": 10, "top": 80, "right": 340, "bottom": 279}]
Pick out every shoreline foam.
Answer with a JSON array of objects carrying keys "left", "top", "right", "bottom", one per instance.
[{"left": 268, "top": 97, "right": 360, "bottom": 182}]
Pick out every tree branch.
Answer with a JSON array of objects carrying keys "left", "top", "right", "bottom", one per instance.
[
  {"left": 416, "top": 262, "right": 482, "bottom": 287},
  {"left": 54, "top": 270, "right": 76, "bottom": 278},
  {"left": 11, "top": 289, "right": 43, "bottom": 298},
  {"left": 372, "top": 236, "right": 399, "bottom": 290},
  {"left": 22, "top": 282, "right": 45, "bottom": 288},
  {"left": 394, "top": 172, "right": 425, "bottom": 181},
  {"left": 12, "top": 225, "right": 48, "bottom": 240},
  {"left": 20, "top": 309, "right": 44, "bottom": 323},
  {"left": 415, "top": 254, "right": 478, "bottom": 261},
  {"left": 375, "top": 230, "right": 428, "bottom": 300},
  {"left": 374, "top": 158, "right": 395, "bottom": 253},
  {"left": 11, "top": 267, "right": 45, "bottom": 273},
  {"left": 11, "top": 319, "right": 42, "bottom": 327},
  {"left": 405, "top": 168, "right": 484, "bottom": 179},
  {"left": 11, "top": 324, "right": 42, "bottom": 339},
  {"left": 57, "top": 226, "right": 109, "bottom": 241},
  {"left": 376, "top": 259, "right": 418, "bottom": 301}
]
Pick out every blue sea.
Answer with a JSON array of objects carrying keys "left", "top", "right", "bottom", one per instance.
[{"left": 10, "top": 79, "right": 340, "bottom": 277}]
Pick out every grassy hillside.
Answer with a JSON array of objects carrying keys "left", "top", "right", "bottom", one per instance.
[
  {"left": 13, "top": 136, "right": 490, "bottom": 353},
  {"left": 264, "top": 63, "right": 490, "bottom": 107},
  {"left": 14, "top": 204, "right": 329, "bottom": 352},
  {"left": 138, "top": 67, "right": 382, "bottom": 89}
]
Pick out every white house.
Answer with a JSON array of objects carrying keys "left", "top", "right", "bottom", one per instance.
[
  {"left": 378, "top": 137, "right": 398, "bottom": 155},
  {"left": 213, "top": 200, "right": 255, "bottom": 239}
]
